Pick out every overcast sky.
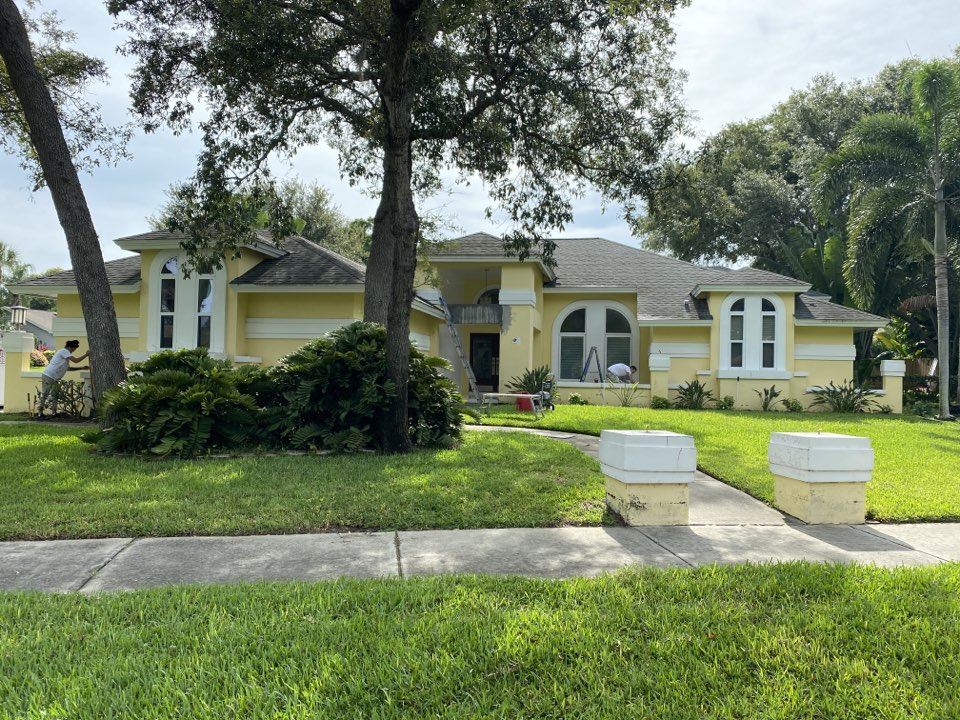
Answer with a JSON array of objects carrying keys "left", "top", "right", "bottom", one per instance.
[{"left": 1, "top": 0, "right": 958, "bottom": 272}]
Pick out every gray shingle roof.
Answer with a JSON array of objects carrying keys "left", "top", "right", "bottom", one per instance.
[
  {"left": 447, "top": 234, "right": 888, "bottom": 326},
  {"left": 115, "top": 229, "right": 283, "bottom": 253},
  {"left": 433, "top": 232, "right": 527, "bottom": 257},
  {"left": 231, "top": 236, "right": 365, "bottom": 285},
  {"left": 795, "top": 294, "right": 888, "bottom": 326},
  {"left": 15, "top": 255, "right": 142, "bottom": 288}
]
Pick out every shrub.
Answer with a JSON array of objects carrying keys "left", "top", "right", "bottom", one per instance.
[
  {"left": 807, "top": 381, "right": 880, "bottom": 414},
  {"left": 506, "top": 365, "right": 552, "bottom": 394},
  {"left": 754, "top": 385, "right": 781, "bottom": 411},
  {"left": 568, "top": 393, "right": 589, "bottom": 406},
  {"left": 606, "top": 381, "right": 642, "bottom": 407},
  {"left": 33, "top": 379, "right": 87, "bottom": 418},
  {"left": 715, "top": 395, "right": 735, "bottom": 410},
  {"left": 781, "top": 398, "right": 804, "bottom": 413},
  {"left": 270, "top": 322, "right": 462, "bottom": 452},
  {"left": 673, "top": 380, "right": 715, "bottom": 410},
  {"left": 29, "top": 349, "right": 48, "bottom": 367},
  {"left": 98, "top": 353, "right": 261, "bottom": 457},
  {"left": 908, "top": 400, "right": 938, "bottom": 417},
  {"left": 650, "top": 395, "right": 672, "bottom": 410}
]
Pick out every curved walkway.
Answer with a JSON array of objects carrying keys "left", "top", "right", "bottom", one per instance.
[{"left": 2, "top": 426, "right": 959, "bottom": 593}]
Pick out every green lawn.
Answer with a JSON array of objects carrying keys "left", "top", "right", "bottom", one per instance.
[
  {"left": 2, "top": 564, "right": 959, "bottom": 718},
  {"left": 479, "top": 406, "right": 960, "bottom": 522},
  {"left": 0, "top": 425, "right": 607, "bottom": 540}
]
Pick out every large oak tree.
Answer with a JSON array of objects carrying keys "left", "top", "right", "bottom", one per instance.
[
  {"left": 110, "top": 0, "right": 689, "bottom": 451},
  {"left": 0, "top": 0, "right": 126, "bottom": 405}
]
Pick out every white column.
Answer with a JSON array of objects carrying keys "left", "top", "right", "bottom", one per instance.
[{"left": 599, "top": 430, "right": 695, "bottom": 525}]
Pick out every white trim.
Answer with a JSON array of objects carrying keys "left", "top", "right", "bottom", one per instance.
[
  {"left": 53, "top": 317, "right": 140, "bottom": 339},
  {"left": 794, "top": 319, "right": 887, "bottom": 328},
  {"left": 637, "top": 319, "right": 713, "bottom": 327},
  {"left": 245, "top": 318, "right": 354, "bottom": 339},
  {"left": 719, "top": 293, "right": 786, "bottom": 373},
  {"left": 472, "top": 284, "right": 501, "bottom": 304},
  {"left": 233, "top": 355, "right": 263, "bottom": 364},
  {"left": 718, "top": 369, "right": 793, "bottom": 380},
  {"left": 232, "top": 283, "right": 364, "bottom": 293},
  {"left": 693, "top": 282, "right": 810, "bottom": 297},
  {"left": 648, "top": 354, "right": 671, "bottom": 372},
  {"left": 115, "top": 237, "right": 286, "bottom": 258},
  {"left": 649, "top": 342, "right": 710, "bottom": 358},
  {"left": 411, "top": 299, "right": 445, "bottom": 320},
  {"left": 556, "top": 381, "right": 651, "bottom": 390},
  {"left": 696, "top": 370, "right": 712, "bottom": 376},
  {"left": 805, "top": 387, "right": 886, "bottom": 396},
  {"left": 7, "top": 283, "right": 140, "bottom": 298},
  {"left": 417, "top": 288, "right": 442, "bottom": 303},
  {"left": 543, "top": 286, "right": 635, "bottom": 294},
  {"left": 793, "top": 371, "right": 809, "bottom": 377},
  {"left": 880, "top": 360, "right": 906, "bottom": 377},
  {"left": 427, "top": 255, "right": 555, "bottom": 280},
  {"left": 498, "top": 289, "right": 537, "bottom": 307},
  {"left": 147, "top": 253, "right": 227, "bottom": 353},
  {"left": 409, "top": 332, "right": 431, "bottom": 351},
  {"left": 794, "top": 344, "right": 857, "bottom": 361}
]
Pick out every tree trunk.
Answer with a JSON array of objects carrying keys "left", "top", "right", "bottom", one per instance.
[
  {"left": 362, "top": 2, "right": 421, "bottom": 452},
  {"left": 933, "top": 188, "right": 951, "bottom": 418},
  {"left": 0, "top": 0, "right": 127, "bottom": 410}
]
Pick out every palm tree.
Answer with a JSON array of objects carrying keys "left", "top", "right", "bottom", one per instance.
[
  {"left": 0, "top": 240, "right": 31, "bottom": 310},
  {"left": 815, "top": 60, "right": 960, "bottom": 418}
]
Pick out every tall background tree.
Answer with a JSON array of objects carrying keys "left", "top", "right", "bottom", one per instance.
[
  {"left": 0, "top": 0, "right": 126, "bottom": 403},
  {"left": 110, "top": 0, "right": 691, "bottom": 451},
  {"left": 815, "top": 60, "right": 960, "bottom": 418}
]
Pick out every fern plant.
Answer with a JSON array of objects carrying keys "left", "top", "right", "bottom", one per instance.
[
  {"left": 807, "top": 381, "right": 880, "bottom": 413},
  {"left": 673, "top": 380, "right": 715, "bottom": 410},
  {"left": 754, "top": 385, "right": 781, "bottom": 411}
]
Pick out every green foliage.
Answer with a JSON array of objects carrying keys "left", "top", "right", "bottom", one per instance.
[
  {"left": 673, "top": 381, "right": 715, "bottom": 410},
  {"left": 269, "top": 322, "right": 461, "bottom": 452},
  {"left": 605, "top": 381, "right": 643, "bottom": 408},
  {"left": 754, "top": 385, "right": 782, "bottom": 411},
  {"left": 98, "top": 352, "right": 260, "bottom": 457},
  {"left": 908, "top": 400, "right": 938, "bottom": 418},
  {"left": 0, "top": 1, "right": 130, "bottom": 187},
  {"left": 807, "top": 381, "right": 881, "bottom": 414},
  {"left": 650, "top": 395, "right": 672, "bottom": 410},
  {"left": 715, "top": 395, "right": 735, "bottom": 410},
  {"left": 506, "top": 366, "right": 552, "bottom": 394},
  {"left": 567, "top": 393, "right": 589, "bottom": 406},
  {"left": 781, "top": 398, "right": 804, "bottom": 413},
  {"left": 874, "top": 318, "right": 928, "bottom": 360}
]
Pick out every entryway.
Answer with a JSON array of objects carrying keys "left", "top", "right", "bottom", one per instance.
[{"left": 470, "top": 333, "right": 500, "bottom": 392}]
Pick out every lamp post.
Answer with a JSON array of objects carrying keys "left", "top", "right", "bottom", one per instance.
[{"left": 8, "top": 296, "right": 27, "bottom": 331}]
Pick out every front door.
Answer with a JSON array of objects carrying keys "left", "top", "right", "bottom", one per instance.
[{"left": 470, "top": 333, "right": 500, "bottom": 392}]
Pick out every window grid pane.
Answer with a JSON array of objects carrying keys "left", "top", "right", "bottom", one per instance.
[
  {"left": 160, "top": 278, "right": 176, "bottom": 313},
  {"left": 762, "top": 343, "right": 775, "bottom": 368},
  {"left": 160, "top": 316, "right": 174, "bottom": 349},
  {"left": 731, "top": 342, "right": 743, "bottom": 368},
  {"left": 559, "top": 336, "right": 585, "bottom": 380},
  {"left": 762, "top": 315, "right": 775, "bottom": 341},
  {"left": 560, "top": 309, "right": 586, "bottom": 333},
  {"left": 198, "top": 279, "right": 213, "bottom": 313},
  {"left": 605, "top": 309, "right": 631, "bottom": 333},
  {"left": 606, "top": 336, "right": 631, "bottom": 367},
  {"left": 197, "top": 316, "right": 212, "bottom": 349},
  {"left": 730, "top": 315, "right": 743, "bottom": 341}
]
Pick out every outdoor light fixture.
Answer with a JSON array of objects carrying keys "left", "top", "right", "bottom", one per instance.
[{"left": 8, "top": 296, "right": 27, "bottom": 331}]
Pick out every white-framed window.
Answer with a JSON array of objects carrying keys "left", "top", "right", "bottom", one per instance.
[
  {"left": 720, "top": 294, "right": 785, "bottom": 372},
  {"left": 149, "top": 254, "right": 226, "bottom": 353},
  {"left": 553, "top": 301, "right": 637, "bottom": 382}
]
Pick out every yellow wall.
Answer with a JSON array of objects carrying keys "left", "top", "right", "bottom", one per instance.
[{"left": 243, "top": 292, "right": 361, "bottom": 319}]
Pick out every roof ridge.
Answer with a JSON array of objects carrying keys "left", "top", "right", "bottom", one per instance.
[{"left": 290, "top": 235, "right": 366, "bottom": 277}]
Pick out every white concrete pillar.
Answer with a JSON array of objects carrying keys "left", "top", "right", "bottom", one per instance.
[
  {"left": 768, "top": 432, "right": 874, "bottom": 524},
  {"left": 648, "top": 354, "right": 671, "bottom": 404},
  {"left": 599, "top": 430, "right": 695, "bottom": 525}
]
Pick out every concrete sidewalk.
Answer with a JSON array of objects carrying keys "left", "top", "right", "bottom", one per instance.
[
  {"left": 2, "top": 425, "right": 957, "bottom": 593},
  {"left": 2, "top": 523, "right": 958, "bottom": 593}
]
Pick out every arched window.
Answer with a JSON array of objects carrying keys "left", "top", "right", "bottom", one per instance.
[
  {"left": 150, "top": 254, "right": 225, "bottom": 353},
  {"left": 554, "top": 302, "right": 637, "bottom": 382},
  {"left": 476, "top": 288, "right": 500, "bottom": 305},
  {"left": 721, "top": 295, "right": 784, "bottom": 372}
]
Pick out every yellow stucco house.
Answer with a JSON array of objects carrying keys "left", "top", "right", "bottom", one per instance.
[{"left": 5, "top": 230, "right": 904, "bottom": 413}]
